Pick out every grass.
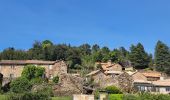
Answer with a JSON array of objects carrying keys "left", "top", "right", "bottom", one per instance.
[
  {"left": 0, "top": 95, "right": 8, "bottom": 100},
  {"left": 52, "top": 96, "right": 72, "bottom": 100},
  {"left": 0, "top": 95, "right": 72, "bottom": 100},
  {"left": 108, "top": 94, "right": 123, "bottom": 100}
]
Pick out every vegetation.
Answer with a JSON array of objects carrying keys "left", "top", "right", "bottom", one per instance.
[
  {"left": 7, "top": 92, "right": 51, "bottom": 100},
  {"left": 52, "top": 97, "right": 72, "bottom": 100},
  {"left": 129, "top": 43, "right": 150, "bottom": 69},
  {"left": 155, "top": 41, "right": 170, "bottom": 74},
  {"left": 109, "top": 94, "right": 123, "bottom": 100},
  {"left": 21, "top": 65, "right": 45, "bottom": 80},
  {"left": 105, "top": 86, "right": 122, "bottom": 94},
  {"left": 107, "top": 93, "right": 170, "bottom": 100},
  {"left": 10, "top": 77, "right": 32, "bottom": 93},
  {"left": 52, "top": 76, "right": 59, "bottom": 83},
  {"left": 0, "top": 40, "right": 154, "bottom": 74}
]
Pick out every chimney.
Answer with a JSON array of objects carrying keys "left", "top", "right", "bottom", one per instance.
[{"left": 107, "top": 60, "right": 112, "bottom": 66}]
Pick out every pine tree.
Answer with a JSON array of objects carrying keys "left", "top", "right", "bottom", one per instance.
[
  {"left": 154, "top": 41, "right": 170, "bottom": 73},
  {"left": 129, "top": 43, "right": 150, "bottom": 69}
]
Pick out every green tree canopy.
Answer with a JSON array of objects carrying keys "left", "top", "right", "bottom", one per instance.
[
  {"left": 154, "top": 41, "right": 170, "bottom": 74},
  {"left": 21, "top": 65, "right": 45, "bottom": 80},
  {"left": 129, "top": 43, "right": 150, "bottom": 69}
]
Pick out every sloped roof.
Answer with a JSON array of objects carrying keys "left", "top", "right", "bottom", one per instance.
[
  {"left": 86, "top": 70, "right": 101, "bottom": 77},
  {"left": 141, "top": 71, "right": 161, "bottom": 78},
  {"left": 105, "top": 71, "right": 123, "bottom": 74},
  {"left": 131, "top": 71, "right": 148, "bottom": 81},
  {"left": 101, "top": 63, "right": 122, "bottom": 71},
  {"left": 153, "top": 79, "right": 170, "bottom": 86},
  {"left": 0, "top": 60, "right": 59, "bottom": 65}
]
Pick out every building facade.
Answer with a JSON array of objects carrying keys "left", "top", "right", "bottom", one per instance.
[{"left": 0, "top": 60, "right": 67, "bottom": 79}]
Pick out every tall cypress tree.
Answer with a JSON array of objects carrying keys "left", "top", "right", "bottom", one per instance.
[
  {"left": 129, "top": 43, "right": 150, "bottom": 69},
  {"left": 154, "top": 41, "right": 170, "bottom": 74}
]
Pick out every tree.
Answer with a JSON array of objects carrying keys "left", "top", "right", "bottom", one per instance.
[
  {"left": 28, "top": 41, "right": 44, "bottom": 60},
  {"left": 0, "top": 47, "right": 15, "bottom": 60},
  {"left": 0, "top": 48, "right": 28, "bottom": 60},
  {"left": 109, "top": 50, "right": 119, "bottom": 62},
  {"left": 79, "top": 44, "right": 91, "bottom": 55},
  {"left": 154, "top": 41, "right": 170, "bottom": 73},
  {"left": 42, "top": 40, "right": 53, "bottom": 49},
  {"left": 21, "top": 65, "right": 45, "bottom": 80},
  {"left": 92, "top": 51, "right": 103, "bottom": 62},
  {"left": 129, "top": 43, "right": 150, "bottom": 69},
  {"left": 92, "top": 44, "right": 100, "bottom": 53},
  {"left": 10, "top": 77, "right": 31, "bottom": 93},
  {"left": 101, "top": 46, "right": 110, "bottom": 62}
]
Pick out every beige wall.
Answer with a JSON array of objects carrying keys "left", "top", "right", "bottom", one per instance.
[
  {"left": 0, "top": 61, "right": 67, "bottom": 79},
  {"left": 73, "top": 94, "right": 94, "bottom": 100},
  {"left": 0, "top": 65, "right": 24, "bottom": 78}
]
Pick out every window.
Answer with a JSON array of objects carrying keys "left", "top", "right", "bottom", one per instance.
[
  {"left": 11, "top": 65, "right": 15, "bottom": 69},
  {"left": 122, "top": 68, "right": 125, "bottom": 71},
  {"left": 166, "top": 87, "right": 170, "bottom": 92},
  {"left": 9, "top": 74, "right": 14, "bottom": 79}
]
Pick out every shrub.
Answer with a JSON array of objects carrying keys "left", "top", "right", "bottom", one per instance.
[
  {"left": 109, "top": 94, "right": 123, "bottom": 100},
  {"left": 21, "top": 65, "right": 45, "bottom": 80},
  {"left": 52, "top": 76, "right": 59, "bottom": 83},
  {"left": 10, "top": 77, "right": 32, "bottom": 93},
  {"left": 138, "top": 92, "right": 157, "bottom": 100},
  {"left": 105, "top": 86, "right": 122, "bottom": 94},
  {"left": 157, "top": 94, "right": 170, "bottom": 100},
  {"left": 93, "top": 89, "right": 100, "bottom": 99},
  {"left": 30, "top": 78, "right": 44, "bottom": 84},
  {"left": 123, "top": 94, "right": 138, "bottom": 100}
]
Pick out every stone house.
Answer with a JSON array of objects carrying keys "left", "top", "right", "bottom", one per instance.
[
  {"left": 133, "top": 79, "right": 170, "bottom": 94},
  {"left": 131, "top": 71, "right": 170, "bottom": 94},
  {"left": 86, "top": 69, "right": 133, "bottom": 92},
  {"left": 95, "top": 60, "right": 133, "bottom": 74},
  {"left": 140, "top": 70, "right": 162, "bottom": 81},
  {"left": 0, "top": 60, "right": 67, "bottom": 80}
]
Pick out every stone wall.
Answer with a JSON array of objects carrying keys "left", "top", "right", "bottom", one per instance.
[
  {"left": 118, "top": 72, "right": 133, "bottom": 92},
  {"left": 73, "top": 94, "right": 94, "bottom": 100},
  {"left": 0, "top": 60, "right": 67, "bottom": 79},
  {"left": 53, "top": 73, "right": 84, "bottom": 96}
]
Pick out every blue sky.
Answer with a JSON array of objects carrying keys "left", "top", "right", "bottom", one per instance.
[{"left": 0, "top": 0, "right": 170, "bottom": 53}]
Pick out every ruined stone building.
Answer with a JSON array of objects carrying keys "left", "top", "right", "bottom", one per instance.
[{"left": 0, "top": 60, "right": 67, "bottom": 80}]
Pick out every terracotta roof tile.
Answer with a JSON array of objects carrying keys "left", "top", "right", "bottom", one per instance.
[
  {"left": 0, "top": 60, "right": 58, "bottom": 65},
  {"left": 86, "top": 70, "right": 100, "bottom": 76},
  {"left": 141, "top": 71, "right": 161, "bottom": 78}
]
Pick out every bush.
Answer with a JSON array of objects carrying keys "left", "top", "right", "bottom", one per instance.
[
  {"left": 105, "top": 86, "right": 122, "bottom": 94},
  {"left": 7, "top": 92, "right": 51, "bottom": 100},
  {"left": 93, "top": 89, "right": 100, "bottom": 99},
  {"left": 30, "top": 78, "right": 44, "bottom": 84},
  {"left": 138, "top": 93, "right": 170, "bottom": 100},
  {"left": 123, "top": 94, "right": 138, "bottom": 100},
  {"left": 21, "top": 65, "right": 45, "bottom": 80},
  {"left": 10, "top": 77, "right": 32, "bottom": 93},
  {"left": 109, "top": 94, "right": 123, "bottom": 100},
  {"left": 157, "top": 94, "right": 170, "bottom": 100},
  {"left": 52, "top": 76, "right": 59, "bottom": 83}
]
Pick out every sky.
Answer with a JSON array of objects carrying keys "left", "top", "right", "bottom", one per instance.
[{"left": 0, "top": 0, "right": 170, "bottom": 53}]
